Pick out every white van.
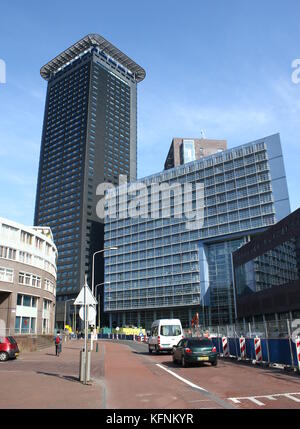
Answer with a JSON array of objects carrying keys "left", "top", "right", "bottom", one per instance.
[{"left": 148, "top": 319, "right": 183, "bottom": 354}]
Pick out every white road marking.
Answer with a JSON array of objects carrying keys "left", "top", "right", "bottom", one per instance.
[
  {"left": 284, "top": 394, "right": 300, "bottom": 403},
  {"left": 248, "top": 397, "right": 265, "bottom": 406},
  {"left": 229, "top": 398, "right": 241, "bottom": 404},
  {"left": 228, "top": 392, "right": 300, "bottom": 407},
  {"left": 156, "top": 364, "right": 207, "bottom": 392}
]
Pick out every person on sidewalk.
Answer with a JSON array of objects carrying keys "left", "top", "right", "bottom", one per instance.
[{"left": 54, "top": 331, "right": 62, "bottom": 356}]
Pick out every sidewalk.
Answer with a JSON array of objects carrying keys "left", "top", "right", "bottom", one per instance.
[{"left": 0, "top": 340, "right": 105, "bottom": 409}]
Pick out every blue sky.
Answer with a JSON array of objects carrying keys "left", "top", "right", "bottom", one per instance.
[{"left": 0, "top": 0, "right": 299, "bottom": 225}]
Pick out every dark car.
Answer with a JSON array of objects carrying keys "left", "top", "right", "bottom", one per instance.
[
  {"left": 0, "top": 336, "right": 20, "bottom": 361},
  {"left": 172, "top": 337, "right": 217, "bottom": 367}
]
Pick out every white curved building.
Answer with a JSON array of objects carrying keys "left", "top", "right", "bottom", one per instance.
[{"left": 0, "top": 217, "right": 57, "bottom": 335}]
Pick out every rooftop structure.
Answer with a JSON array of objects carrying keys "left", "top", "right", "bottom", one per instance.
[
  {"left": 164, "top": 137, "right": 227, "bottom": 170},
  {"left": 40, "top": 33, "right": 146, "bottom": 82}
]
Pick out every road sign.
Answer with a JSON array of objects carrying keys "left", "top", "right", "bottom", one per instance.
[
  {"left": 74, "top": 284, "right": 97, "bottom": 306},
  {"left": 79, "top": 305, "right": 96, "bottom": 324}
]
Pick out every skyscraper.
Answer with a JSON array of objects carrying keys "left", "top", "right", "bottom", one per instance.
[{"left": 34, "top": 34, "right": 145, "bottom": 327}]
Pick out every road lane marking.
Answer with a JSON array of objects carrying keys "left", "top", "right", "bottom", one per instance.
[
  {"left": 248, "top": 397, "right": 265, "bottom": 406},
  {"left": 229, "top": 398, "right": 241, "bottom": 404},
  {"left": 156, "top": 364, "right": 207, "bottom": 392},
  {"left": 284, "top": 394, "right": 300, "bottom": 403},
  {"left": 153, "top": 364, "right": 235, "bottom": 409},
  {"left": 228, "top": 392, "right": 300, "bottom": 407}
]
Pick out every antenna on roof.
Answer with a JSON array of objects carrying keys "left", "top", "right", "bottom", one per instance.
[{"left": 200, "top": 130, "right": 206, "bottom": 139}]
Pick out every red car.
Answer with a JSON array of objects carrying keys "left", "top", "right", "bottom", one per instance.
[{"left": 0, "top": 336, "right": 19, "bottom": 361}]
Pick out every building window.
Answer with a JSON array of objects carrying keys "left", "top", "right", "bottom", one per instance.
[
  {"left": 19, "top": 272, "right": 41, "bottom": 288},
  {"left": 15, "top": 316, "right": 21, "bottom": 332},
  {"left": 21, "top": 231, "right": 33, "bottom": 245},
  {"left": 35, "top": 237, "right": 44, "bottom": 250},
  {"left": 19, "top": 251, "right": 32, "bottom": 265},
  {"left": 17, "top": 294, "right": 38, "bottom": 308},
  {"left": 0, "top": 246, "right": 16, "bottom": 260},
  {"left": 0, "top": 267, "right": 13, "bottom": 283}
]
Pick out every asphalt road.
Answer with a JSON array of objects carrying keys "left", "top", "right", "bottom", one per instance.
[
  {"left": 104, "top": 340, "right": 300, "bottom": 409},
  {"left": 1, "top": 339, "right": 300, "bottom": 409}
]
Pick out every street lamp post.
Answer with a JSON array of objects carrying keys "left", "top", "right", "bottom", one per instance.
[
  {"left": 64, "top": 299, "right": 75, "bottom": 332},
  {"left": 89, "top": 247, "right": 117, "bottom": 350},
  {"left": 91, "top": 247, "right": 118, "bottom": 296},
  {"left": 95, "top": 282, "right": 110, "bottom": 330},
  {"left": 91, "top": 246, "right": 118, "bottom": 328}
]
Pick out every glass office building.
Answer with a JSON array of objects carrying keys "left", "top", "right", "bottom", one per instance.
[
  {"left": 233, "top": 208, "right": 300, "bottom": 322},
  {"left": 104, "top": 134, "right": 290, "bottom": 329},
  {"left": 34, "top": 34, "right": 145, "bottom": 326}
]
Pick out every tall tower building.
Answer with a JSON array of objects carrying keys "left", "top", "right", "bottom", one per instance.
[{"left": 34, "top": 34, "right": 145, "bottom": 327}]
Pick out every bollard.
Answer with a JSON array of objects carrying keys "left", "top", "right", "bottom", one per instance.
[
  {"left": 239, "top": 337, "right": 246, "bottom": 360},
  {"left": 96, "top": 342, "right": 98, "bottom": 353},
  {"left": 296, "top": 336, "right": 300, "bottom": 372},
  {"left": 254, "top": 337, "right": 262, "bottom": 363},
  {"left": 222, "top": 337, "right": 229, "bottom": 357}
]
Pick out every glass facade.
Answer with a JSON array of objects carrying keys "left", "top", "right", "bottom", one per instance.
[
  {"left": 235, "top": 238, "right": 299, "bottom": 297},
  {"left": 180, "top": 140, "right": 196, "bottom": 164},
  {"left": 104, "top": 134, "right": 290, "bottom": 328},
  {"left": 233, "top": 208, "right": 300, "bottom": 319},
  {"left": 34, "top": 36, "right": 144, "bottom": 325}
]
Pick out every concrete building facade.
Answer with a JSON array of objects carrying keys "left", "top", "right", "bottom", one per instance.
[{"left": 0, "top": 218, "right": 57, "bottom": 335}]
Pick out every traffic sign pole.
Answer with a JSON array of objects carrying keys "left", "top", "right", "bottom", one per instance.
[
  {"left": 83, "top": 276, "right": 87, "bottom": 384},
  {"left": 73, "top": 276, "right": 97, "bottom": 385}
]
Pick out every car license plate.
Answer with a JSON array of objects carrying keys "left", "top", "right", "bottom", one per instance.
[{"left": 197, "top": 357, "right": 209, "bottom": 361}]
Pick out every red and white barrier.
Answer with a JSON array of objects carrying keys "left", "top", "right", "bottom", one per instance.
[
  {"left": 254, "top": 337, "right": 262, "bottom": 362},
  {"left": 240, "top": 337, "right": 246, "bottom": 360},
  {"left": 222, "top": 337, "right": 229, "bottom": 357},
  {"left": 296, "top": 336, "right": 300, "bottom": 371}
]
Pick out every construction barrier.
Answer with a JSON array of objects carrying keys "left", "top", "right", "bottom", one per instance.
[
  {"left": 254, "top": 337, "right": 263, "bottom": 362},
  {"left": 296, "top": 337, "right": 300, "bottom": 371},
  {"left": 222, "top": 337, "right": 229, "bottom": 357},
  {"left": 240, "top": 337, "right": 246, "bottom": 360}
]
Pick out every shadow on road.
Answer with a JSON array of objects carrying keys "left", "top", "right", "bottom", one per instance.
[
  {"left": 132, "top": 350, "right": 172, "bottom": 357},
  {"left": 36, "top": 371, "right": 80, "bottom": 383},
  {"left": 219, "top": 357, "right": 300, "bottom": 380},
  {"left": 160, "top": 360, "right": 214, "bottom": 369}
]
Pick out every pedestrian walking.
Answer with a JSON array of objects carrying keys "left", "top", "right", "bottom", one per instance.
[{"left": 54, "top": 331, "right": 62, "bottom": 356}]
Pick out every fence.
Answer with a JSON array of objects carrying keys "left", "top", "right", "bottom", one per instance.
[{"left": 183, "top": 319, "right": 300, "bottom": 371}]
